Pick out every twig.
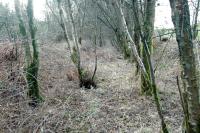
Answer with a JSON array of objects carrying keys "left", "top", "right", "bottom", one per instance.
[{"left": 92, "top": 4, "right": 98, "bottom": 81}]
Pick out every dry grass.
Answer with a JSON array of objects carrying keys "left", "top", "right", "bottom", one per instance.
[{"left": 0, "top": 40, "right": 183, "bottom": 132}]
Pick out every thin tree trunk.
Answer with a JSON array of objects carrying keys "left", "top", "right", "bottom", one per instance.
[
  {"left": 67, "top": 0, "right": 82, "bottom": 82},
  {"left": 132, "top": 2, "right": 141, "bottom": 75},
  {"left": 141, "top": 0, "right": 156, "bottom": 93},
  {"left": 117, "top": 3, "right": 146, "bottom": 74},
  {"left": 57, "top": 0, "right": 71, "bottom": 52},
  {"left": 192, "top": 0, "right": 200, "bottom": 39}
]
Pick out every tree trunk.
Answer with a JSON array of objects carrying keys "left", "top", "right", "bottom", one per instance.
[
  {"left": 134, "top": 31, "right": 140, "bottom": 74},
  {"left": 67, "top": 0, "right": 82, "bottom": 83},
  {"left": 15, "top": 0, "right": 43, "bottom": 105},
  {"left": 141, "top": 0, "right": 156, "bottom": 94},
  {"left": 57, "top": 0, "right": 72, "bottom": 52},
  {"left": 27, "top": 0, "right": 43, "bottom": 104},
  {"left": 169, "top": 0, "right": 200, "bottom": 132}
]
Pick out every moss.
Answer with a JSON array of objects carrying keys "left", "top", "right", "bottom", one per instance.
[
  {"left": 141, "top": 54, "right": 152, "bottom": 94},
  {"left": 71, "top": 46, "right": 78, "bottom": 65},
  {"left": 123, "top": 42, "right": 132, "bottom": 59},
  {"left": 80, "top": 67, "right": 87, "bottom": 77},
  {"left": 26, "top": 61, "right": 43, "bottom": 106}
]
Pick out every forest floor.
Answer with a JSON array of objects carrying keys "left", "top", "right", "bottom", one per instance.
[{"left": 0, "top": 39, "right": 183, "bottom": 133}]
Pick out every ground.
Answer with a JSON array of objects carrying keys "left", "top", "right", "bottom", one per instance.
[{"left": 0, "top": 39, "right": 183, "bottom": 132}]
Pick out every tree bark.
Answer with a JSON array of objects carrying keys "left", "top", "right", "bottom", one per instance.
[
  {"left": 132, "top": 1, "right": 141, "bottom": 75},
  {"left": 15, "top": 0, "right": 43, "bottom": 105},
  {"left": 141, "top": 0, "right": 156, "bottom": 93},
  {"left": 27, "top": 0, "right": 43, "bottom": 104},
  {"left": 169, "top": 0, "right": 200, "bottom": 132},
  {"left": 57, "top": 0, "right": 72, "bottom": 52}
]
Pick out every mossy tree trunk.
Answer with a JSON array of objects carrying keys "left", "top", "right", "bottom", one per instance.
[
  {"left": 119, "top": 9, "right": 132, "bottom": 60},
  {"left": 27, "top": 0, "right": 43, "bottom": 103},
  {"left": 15, "top": 0, "right": 43, "bottom": 105},
  {"left": 134, "top": 23, "right": 141, "bottom": 74},
  {"left": 141, "top": 0, "right": 156, "bottom": 94},
  {"left": 66, "top": 0, "right": 82, "bottom": 82},
  {"left": 169, "top": 0, "right": 200, "bottom": 132}
]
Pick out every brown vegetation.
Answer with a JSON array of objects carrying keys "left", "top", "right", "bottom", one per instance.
[{"left": 0, "top": 40, "right": 183, "bottom": 132}]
